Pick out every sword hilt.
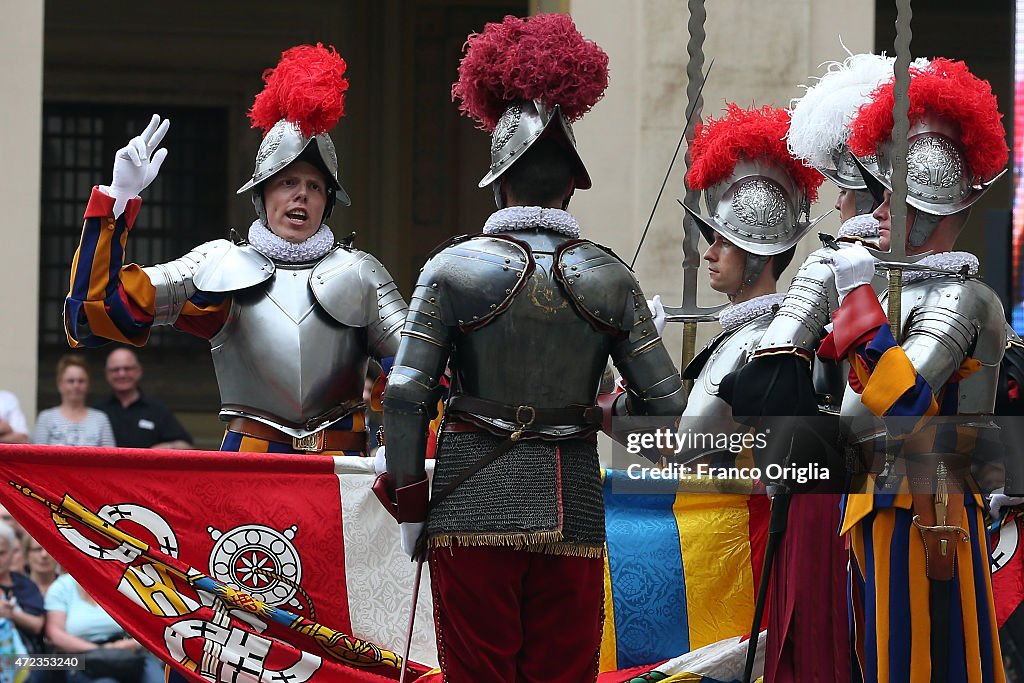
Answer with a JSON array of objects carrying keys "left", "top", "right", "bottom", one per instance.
[{"left": 935, "top": 462, "right": 949, "bottom": 527}]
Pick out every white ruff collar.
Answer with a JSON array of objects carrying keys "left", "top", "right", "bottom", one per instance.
[
  {"left": 483, "top": 206, "right": 581, "bottom": 238},
  {"left": 837, "top": 214, "right": 880, "bottom": 239},
  {"left": 247, "top": 219, "right": 335, "bottom": 263},
  {"left": 719, "top": 293, "right": 787, "bottom": 332},
  {"left": 903, "top": 251, "right": 978, "bottom": 284}
]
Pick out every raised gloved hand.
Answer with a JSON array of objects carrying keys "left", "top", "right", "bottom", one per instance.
[
  {"left": 989, "top": 488, "right": 1024, "bottom": 520},
  {"left": 400, "top": 521, "right": 426, "bottom": 560},
  {"left": 647, "top": 295, "right": 666, "bottom": 336},
  {"left": 105, "top": 114, "right": 170, "bottom": 218},
  {"left": 825, "top": 244, "right": 876, "bottom": 304},
  {"left": 373, "top": 445, "right": 387, "bottom": 475}
]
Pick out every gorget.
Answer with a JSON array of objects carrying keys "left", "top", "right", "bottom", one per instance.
[{"left": 482, "top": 206, "right": 581, "bottom": 238}]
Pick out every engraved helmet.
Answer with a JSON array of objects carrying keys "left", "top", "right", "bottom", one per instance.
[
  {"left": 237, "top": 43, "right": 352, "bottom": 225},
  {"left": 685, "top": 105, "right": 827, "bottom": 257},
  {"left": 861, "top": 115, "right": 1004, "bottom": 217},
  {"left": 237, "top": 121, "right": 351, "bottom": 216},
  {"left": 848, "top": 58, "right": 1008, "bottom": 221},
  {"left": 477, "top": 99, "right": 590, "bottom": 190},
  {"left": 452, "top": 14, "right": 608, "bottom": 204}
]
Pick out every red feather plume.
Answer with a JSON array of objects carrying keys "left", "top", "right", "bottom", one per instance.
[
  {"left": 847, "top": 58, "right": 1007, "bottom": 180},
  {"left": 452, "top": 14, "right": 610, "bottom": 131},
  {"left": 686, "top": 104, "right": 823, "bottom": 202},
  {"left": 248, "top": 43, "right": 349, "bottom": 138}
]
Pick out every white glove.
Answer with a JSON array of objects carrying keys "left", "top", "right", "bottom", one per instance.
[
  {"left": 105, "top": 114, "right": 170, "bottom": 218},
  {"left": 373, "top": 446, "right": 387, "bottom": 475},
  {"left": 825, "top": 244, "right": 876, "bottom": 303},
  {"left": 989, "top": 489, "right": 1024, "bottom": 520},
  {"left": 400, "top": 521, "right": 426, "bottom": 559},
  {"left": 647, "top": 295, "right": 666, "bottom": 336}
]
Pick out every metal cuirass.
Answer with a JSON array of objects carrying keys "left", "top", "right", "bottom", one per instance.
[
  {"left": 450, "top": 231, "right": 617, "bottom": 436},
  {"left": 211, "top": 260, "right": 369, "bottom": 436},
  {"left": 842, "top": 275, "right": 1005, "bottom": 442},
  {"left": 685, "top": 314, "right": 773, "bottom": 419}
]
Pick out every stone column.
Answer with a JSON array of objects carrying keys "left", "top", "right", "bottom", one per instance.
[{"left": 0, "top": 2, "right": 43, "bottom": 425}]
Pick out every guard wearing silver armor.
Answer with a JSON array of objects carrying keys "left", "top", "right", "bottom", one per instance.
[
  {"left": 728, "top": 57, "right": 1010, "bottom": 682},
  {"left": 679, "top": 104, "right": 825, "bottom": 423},
  {"left": 378, "top": 15, "right": 684, "bottom": 682},
  {"left": 64, "top": 44, "right": 406, "bottom": 454}
]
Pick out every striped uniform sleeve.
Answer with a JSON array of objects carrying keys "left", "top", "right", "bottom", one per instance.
[
  {"left": 817, "top": 284, "right": 939, "bottom": 421},
  {"left": 65, "top": 187, "right": 230, "bottom": 347}
]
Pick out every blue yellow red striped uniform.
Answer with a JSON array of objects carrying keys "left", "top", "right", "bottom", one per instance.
[
  {"left": 821, "top": 284, "right": 1005, "bottom": 683},
  {"left": 66, "top": 188, "right": 389, "bottom": 457}
]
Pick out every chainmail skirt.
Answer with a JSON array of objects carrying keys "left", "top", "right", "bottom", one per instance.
[{"left": 427, "top": 431, "right": 605, "bottom": 558}]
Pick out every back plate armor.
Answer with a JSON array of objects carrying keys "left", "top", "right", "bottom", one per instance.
[{"left": 384, "top": 227, "right": 684, "bottom": 485}]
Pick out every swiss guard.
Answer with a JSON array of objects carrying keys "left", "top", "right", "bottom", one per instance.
[
  {"left": 736, "top": 57, "right": 1011, "bottom": 682},
  {"left": 379, "top": 13, "right": 685, "bottom": 683},
  {"left": 64, "top": 44, "right": 406, "bottom": 456}
]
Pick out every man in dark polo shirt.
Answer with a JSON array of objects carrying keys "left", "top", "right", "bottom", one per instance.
[{"left": 98, "top": 348, "right": 193, "bottom": 449}]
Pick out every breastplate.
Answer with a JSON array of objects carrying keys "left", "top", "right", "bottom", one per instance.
[
  {"left": 210, "top": 262, "right": 368, "bottom": 436},
  {"left": 451, "top": 232, "right": 615, "bottom": 436},
  {"left": 685, "top": 314, "right": 771, "bottom": 420}
]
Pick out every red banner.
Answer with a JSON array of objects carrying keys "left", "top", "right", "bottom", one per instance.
[
  {"left": 0, "top": 445, "right": 431, "bottom": 682},
  {"left": 991, "top": 510, "right": 1024, "bottom": 628}
]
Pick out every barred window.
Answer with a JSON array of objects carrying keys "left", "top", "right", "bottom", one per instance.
[{"left": 39, "top": 104, "right": 227, "bottom": 412}]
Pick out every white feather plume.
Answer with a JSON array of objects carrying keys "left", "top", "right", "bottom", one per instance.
[{"left": 788, "top": 53, "right": 896, "bottom": 168}]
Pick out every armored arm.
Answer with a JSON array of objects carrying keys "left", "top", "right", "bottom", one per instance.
[
  {"left": 382, "top": 270, "right": 452, "bottom": 491},
  {"left": 754, "top": 247, "right": 840, "bottom": 357},
  {"left": 610, "top": 288, "right": 686, "bottom": 419},
  {"left": 365, "top": 276, "right": 408, "bottom": 364},
  {"left": 310, "top": 250, "right": 409, "bottom": 364},
  {"left": 142, "top": 242, "right": 232, "bottom": 326},
  {"left": 901, "top": 283, "right": 1004, "bottom": 406}
]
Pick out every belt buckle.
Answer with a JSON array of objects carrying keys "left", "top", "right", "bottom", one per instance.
[{"left": 292, "top": 430, "right": 326, "bottom": 453}]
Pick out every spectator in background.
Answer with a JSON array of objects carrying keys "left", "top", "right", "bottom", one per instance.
[
  {"left": 98, "top": 348, "right": 192, "bottom": 449},
  {"left": 22, "top": 537, "right": 59, "bottom": 598},
  {"left": 0, "top": 391, "right": 28, "bottom": 445},
  {"left": 0, "top": 508, "right": 25, "bottom": 573},
  {"left": 0, "top": 523, "right": 44, "bottom": 654},
  {"left": 31, "top": 355, "right": 115, "bottom": 448},
  {"left": 0, "top": 506, "right": 24, "bottom": 542},
  {"left": 45, "top": 573, "right": 163, "bottom": 683}
]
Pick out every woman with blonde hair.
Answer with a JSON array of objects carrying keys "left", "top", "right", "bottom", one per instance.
[{"left": 31, "top": 355, "right": 114, "bottom": 447}]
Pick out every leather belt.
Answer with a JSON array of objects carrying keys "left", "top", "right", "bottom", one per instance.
[
  {"left": 446, "top": 395, "right": 603, "bottom": 429},
  {"left": 227, "top": 417, "right": 366, "bottom": 453},
  {"left": 443, "top": 419, "right": 598, "bottom": 444}
]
